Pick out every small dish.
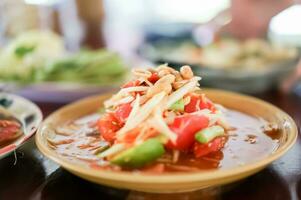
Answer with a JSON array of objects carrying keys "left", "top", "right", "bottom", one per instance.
[
  {"left": 35, "top": 89, "right": 297, "bottom": 193},
  {"left": 0, "top": 93, "right": 43, "bottom": 159}
]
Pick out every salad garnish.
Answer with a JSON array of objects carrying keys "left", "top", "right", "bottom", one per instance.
[{"left": 96, "top": 64, "right": 229, "bottom": 168}]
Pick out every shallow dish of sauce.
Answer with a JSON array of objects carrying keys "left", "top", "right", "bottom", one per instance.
[
  {"left": 0, "top": 93, "right": 42, "bottom": 159},
  {"left": 0, "top": 110, "right": 23, "bottom": 148}
]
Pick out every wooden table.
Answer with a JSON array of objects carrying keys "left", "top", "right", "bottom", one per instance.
[{"left": 0, "top": 90, "right": 300, "bottom": 200}]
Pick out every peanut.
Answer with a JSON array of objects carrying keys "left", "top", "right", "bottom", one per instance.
[
  {"left": 172, "top": 71, "right": 183, "bottom": 82},
  {"left": 146, "top": 74, "right": 175, "bottom": 97},
  {"left": 172, "top": 80, "right": 189, "bottom": 90},
  {"left": 180, "top": 65, "right": 194, "bottom": 79}
]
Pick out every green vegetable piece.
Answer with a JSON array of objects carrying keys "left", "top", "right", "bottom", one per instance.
[
  {"left": 195, "top": 125, "right": 225, "bottom": 144},
  {"left": 169, "top": 99, "right": 185, "bottom": 111},
  {"left": 15, "top": 45, "right": 36, "bottom": 57},
  {"left": 111, "top": 138, "right": 165, "bottom": 168}
]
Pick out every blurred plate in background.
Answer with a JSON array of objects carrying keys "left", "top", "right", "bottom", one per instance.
[
  {"left": 1, "top": 82, "right": 118, "bottom": 103},
  {"left": 139, "top": 27, "right": 299, "bottom": 93}
]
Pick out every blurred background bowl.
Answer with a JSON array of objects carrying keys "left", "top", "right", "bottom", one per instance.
[{"left": 138, "top": 23, "right": 300, "bottom": 93}]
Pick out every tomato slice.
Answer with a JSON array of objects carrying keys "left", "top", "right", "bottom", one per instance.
[
  {"left": 193, "top": 137, "right": 226, "bottom": 158},
  {"left": 122, "top": 80, "right": 141, "bottom": 88},
  {"left": 97, "top": 113, "right": 121, "bottom": 143},
  {"left": 114, "top": 103, "right": 132, "bottom": 124},
  {"left": 148, "top": 72, "right": 160, "bottom": 83},
  {"left": 200, "top": 96, "right": 215, "bottom": 112},
  {"left": 166, "top": 114, "right": 209, "bottom": 150},
  {"left": 184, "top": 93, "right": 216, "bottom": 113}
]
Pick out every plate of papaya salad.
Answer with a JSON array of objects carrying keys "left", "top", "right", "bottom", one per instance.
[{"left": 36, "top": 65, "right": 297, "bottom": 193}]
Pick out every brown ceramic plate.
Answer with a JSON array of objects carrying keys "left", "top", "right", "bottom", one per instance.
[{"left": 35, "top": 89, "right": 297, "bottom": 193}]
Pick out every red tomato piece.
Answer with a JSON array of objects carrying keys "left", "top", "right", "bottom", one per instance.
[
  {"left": 166, "top": 114, "right": 209, "bottom": 150},
  {"left": 184, "top": 94, "right": 200, "bottom": 113},
  {"left": 148, "top": 72, "right": 160, "bottom": 83},
  {"left": 184, "top": 93, "right": 215, "bottom": 113},
  {"left": 200, "top": 95, "right": 216, "bottom": 112},
  {"left": 97, "top": 113, "right": 121, "bottom": 143},
  {"left": 114, "top": 103, "right": 132, "bottom": 124},
  {"left": 193, "top": 137, "right": 226, "bottom": 158},
  {"left": 122, "top": 80, "right": 141, "bottom": 88}
]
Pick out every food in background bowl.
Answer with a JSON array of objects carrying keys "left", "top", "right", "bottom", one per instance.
[
  {"left": 0, "top": 30, "right": 65, "bottom": 79},
  {"left": 142, "top": 38, "right": 298, "bottom": 72},
  {"left": 199, "top": 38, "right": 298, "bottom": 71},
  {"left": 140, "top": 38, "right": 299, "bottom": 93},
  {"left": 0, "top": 30, "right": 127, "bottom": 86},
  {"left": 43, "top": 65, "right": 281, "bottom": 172}
]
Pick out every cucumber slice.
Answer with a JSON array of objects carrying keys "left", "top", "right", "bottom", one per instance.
[
  {"left": 111, "top": 138, "right": 165, "bottom": 168},
  {"left": 195, "top": 125, "right": 224, "bottom": 144}
]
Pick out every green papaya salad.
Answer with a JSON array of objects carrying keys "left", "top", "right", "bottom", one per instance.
[
  {"left": 95, "top": 64, "right": 230, "bottom": 169},
  {"left": 0, "top": 30, "right": 126, "bottom": 85}
]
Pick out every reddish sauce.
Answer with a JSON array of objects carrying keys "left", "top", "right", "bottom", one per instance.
[
  {"left": 50, "top": 110, "right": 280, "bottom": 173},
  {"left": 0, "top": 113, "right": 23, "bottom": 148}
]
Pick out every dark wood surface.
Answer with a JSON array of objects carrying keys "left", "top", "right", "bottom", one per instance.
[{"left": 0, "top": 90, "right": 300, "bottom": 200}]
